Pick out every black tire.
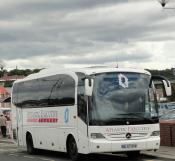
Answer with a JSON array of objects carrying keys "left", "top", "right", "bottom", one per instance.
[
  {"left": 67, "top": 136, "right": 81, "bottom": 161},
  {"left": 26, "top": 134, "right": 35, "bottom": 154},
  {"left": 126, "top": 151, "right": 141, "bottom": 158}
]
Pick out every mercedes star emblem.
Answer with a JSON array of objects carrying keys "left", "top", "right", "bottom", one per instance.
[{"left": 126, "top": 133, "right": 132, "bottom": 139}]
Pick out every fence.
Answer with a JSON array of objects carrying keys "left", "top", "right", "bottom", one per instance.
[{"left": 160, "top": 121, "right": 175, "bottom": 147}]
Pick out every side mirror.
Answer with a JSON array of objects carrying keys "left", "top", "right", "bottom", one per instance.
[
  {"left": 85, "top": 78, "right": 94, "bottom": 96},
  {"left": 150, "top": 75, "right": 172, "bottom": 97},
  {"left": 162, "top": 80, "right": 172, "bottom": 96}
]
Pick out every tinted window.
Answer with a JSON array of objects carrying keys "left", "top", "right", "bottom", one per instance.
[
  {"left": 13, "top": 74, "right": 75, "bottom": 108},
  {"left": 76, "top": 72, "right": 87, "bottom": 123},
  {"left": 39, "top": 75, "right": 75, "bottom": 106},
  {"left": 89, "top": 72, "right": 157, "bottom": 125},
  {"left": 17, "top": 80, "right": 39, "bottom": 107}
]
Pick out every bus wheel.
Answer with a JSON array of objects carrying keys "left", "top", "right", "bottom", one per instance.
[
  {"left": 67, "top": 136, "right": 80, "bottom": 161},
  {"left": 126, "top": 151, "right": 140, "bottom": 158},
  {"left": 26, "top": 134, "right": 35, "bottom": 154}
]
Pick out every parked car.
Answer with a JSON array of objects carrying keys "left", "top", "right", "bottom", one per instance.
[{"left": 160, "top": 109, "right": 175, "bottom": 120}]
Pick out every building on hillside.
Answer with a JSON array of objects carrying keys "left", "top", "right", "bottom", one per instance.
[
  {"left": 0, "top": 74, "right": 25, "bottom": 87},
  {"left": 0, "top": 86, "right": 11, "bottom": 108},
  {"left": 0, "top": 74, "right": 25, "bottom": 109}
]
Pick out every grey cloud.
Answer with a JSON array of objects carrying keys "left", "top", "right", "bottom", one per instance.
[
  {"left": 0, "top": 0, "right": 124, "bottom": 20},
  {"left": 54, "top": 51, "right": 152, "bottom": 65},
  {"left": 0, "top": 0, "right": 175, "bottom": 69}
]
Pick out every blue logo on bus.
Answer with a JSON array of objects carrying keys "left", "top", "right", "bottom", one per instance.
[{"left": 64, "top": 108, "right": 69, "bottom": 123}]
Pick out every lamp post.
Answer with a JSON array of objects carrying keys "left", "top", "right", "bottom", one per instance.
[
  {"left": 172, "top": 68, "right": 175, "bottom": 76},
  {"left": 158, "top": 0, "right": 175, "bottom": 9},
  {"left": 158, "top": 0, "right": 169, "bottom": 7},
  {"left": 0, "top": 65, "right": 4, "bottom": 78}
]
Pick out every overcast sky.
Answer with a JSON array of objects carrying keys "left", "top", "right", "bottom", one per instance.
[{"left": 0, "top": 0, "right": 175, "bottom": 70}]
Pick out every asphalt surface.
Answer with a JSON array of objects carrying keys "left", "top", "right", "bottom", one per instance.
[{"left": 0, "top": 142, "right": 175, "bottom": 161}]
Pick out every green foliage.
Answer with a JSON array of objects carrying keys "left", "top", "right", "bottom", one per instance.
[
  {"left": 1, "top": 68, "right": 42, "bottom": 87},
  {"left": 0, "top": 69, "right": 7, "bottom": 77},
  {"left": 4, "top": 81, "right": 13, "bottom": 87},
  {"left": 146, "top": 68, "right": 175, "bottom": 80},
  {"left": 7, "top": 68, "right": 42, "bottom": 76}
]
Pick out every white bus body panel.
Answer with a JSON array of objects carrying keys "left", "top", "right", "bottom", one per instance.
[
  {"left": 19, "top": 105, "right": 78, "bottom": 152},
  {"left": 77, "top": 118, "right": 89, "bottom": 154},
  {"left": 88, "top": 124, "right": 160, "bottom": 153},
  {"left": 16, "top": 108, "right": 24, "bottom": 146}
]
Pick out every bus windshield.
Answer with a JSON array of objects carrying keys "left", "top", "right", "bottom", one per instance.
[{"left": 89, "top": 72, "right": 158, "bottom": 125}]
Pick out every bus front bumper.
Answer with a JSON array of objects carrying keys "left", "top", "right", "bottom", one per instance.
[{"left": 89, "top": 137, "right": 160, "bottom": 153}]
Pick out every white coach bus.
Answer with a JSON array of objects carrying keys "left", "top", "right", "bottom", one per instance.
[{"left": 11, "top": 67, "right": 171, "bottom": 160}]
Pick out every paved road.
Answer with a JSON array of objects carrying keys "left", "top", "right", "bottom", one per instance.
[{"left": 0, "top": 142, "right": 175, "bottom": 161}]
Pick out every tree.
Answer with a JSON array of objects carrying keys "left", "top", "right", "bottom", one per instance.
[
  {"left": 0, "top": 60, "right": 6, "bottom": 78},
  {"left": 8, "top": 68, "right": 42, "bottom": 76}
]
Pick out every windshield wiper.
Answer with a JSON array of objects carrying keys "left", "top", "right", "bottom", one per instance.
[{"left": 116, "top": 113, "right": 157, "bottom": 123}]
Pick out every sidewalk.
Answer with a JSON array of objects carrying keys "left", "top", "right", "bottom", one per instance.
[
  {"left": 0, "top": 135, "right": 14, "bottom": 144},
  {"left": 142, "top": 146, "right": 175, "bottom": 160}
]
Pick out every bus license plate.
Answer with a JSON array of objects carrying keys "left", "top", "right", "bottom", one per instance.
[{"left": 121, "top": 144, "right": 137, "bottom": 149}]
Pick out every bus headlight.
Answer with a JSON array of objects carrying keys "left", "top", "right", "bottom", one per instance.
[
  {"left": 91, "top": 133, "right": 105, "bottom": 139},
  {"left": 151, "top": 131, "right": 160, "bottom": 136}
]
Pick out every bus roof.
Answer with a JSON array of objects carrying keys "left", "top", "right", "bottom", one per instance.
[{"left": 13, "top": 67, "right": 151, "bottom": 83}]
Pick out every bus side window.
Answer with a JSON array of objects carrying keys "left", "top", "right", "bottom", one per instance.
[
  {"left": 18, "top": 80, "right": 39, "bottom": 108},
  {"left": 39, "top": 74, "right": 75, "bottom": 107}
]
